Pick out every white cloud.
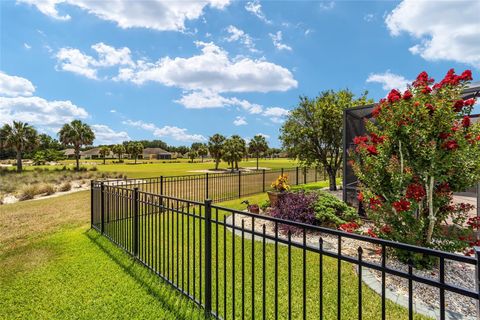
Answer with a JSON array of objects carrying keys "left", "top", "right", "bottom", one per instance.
[
  {"left": 263, "top": 107, "right": 290, "bottom": 123},
  {"left": 385, "top": 0, "right": 480, "bottom": 69},
  {"left": 91, "top": 124, "right": 130, "bottom": 145},
  {"left": 175, "top": 90, "right": 263, "bottom": 114},
  {"left": 245, "top": 0, "right": 271, "bottom": 24},
  {"left": 363, "top": 13, "right": 374, "bottom": 22},
  {"left": 19, "top": 0, "right": 230, "bottom": 31},
  {"left": 257, "top": 133, "right": 270, "bottom": 139},
  {"left": 233, "top": 116, "right": 247, "bottom": 126},
  {"left": 0, "top": 71, "right": 89, "bottom": 131},
  {"left": 319, "top": 1, "right": 335, "bottom": 11},
  {"left": 0, "top": 71, "right": 35, "bottom": 97},
  {"left": 123, "top": 119, "right": 206, "bottom": 142},
  {"left": 119, "top": 41, "right": 297, "bottom": 93},
  {"left": 56, "top": 42, "right": 134, "bottom": 79},
  {"left": 225, "top": 25, "right": 258, "bottom": 53},
  {"left": 0, "top": 96, "right": 88, "bottom": 128},
  {"left": 24, "top": 43, "right": 32, "bottom": 50},
  {"left": 269, "top": 31, "right": 292, "bottom": 51},
  {"left": 366, "top": 71, "right": 411, "bottom": 91}
]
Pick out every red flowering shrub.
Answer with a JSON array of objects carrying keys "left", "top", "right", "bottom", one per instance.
[{"left": 351, "top": 69, "right": 480, "bottom": 257}]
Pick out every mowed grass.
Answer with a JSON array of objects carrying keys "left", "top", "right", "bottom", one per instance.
[
  {"left": 0, "top": 191, "right": 203, "bottom": 320},
  {"left": 0, "top": 184, "right": 429, "bottom": 319},
  {"left": 14, "top": 158, "right": 299, "bottom": 178}
]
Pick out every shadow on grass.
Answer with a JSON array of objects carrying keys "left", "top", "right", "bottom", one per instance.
[{"left": 85, "top": 229, "right": 203, "bottom": 320}]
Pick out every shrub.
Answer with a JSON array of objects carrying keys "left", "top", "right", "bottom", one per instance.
[
  {"left": 89, "top": 166, "right": 98, "bottom": 171},
  {"left": 314, "top": 191, "right": 357, "bottom": 227},
  {"left": 18, "top": 184, "right": 39, "bottom": 201},
  {"left": 58, "top": 182, "right": 72, "bottom": 192},
  {"left": 260, "top": 199, "right": 270, "bottom": 211},
  {"left": 270, "top": 191, "right": 318, "bottom": 233},
  {"left": 37, "top": 183, "right": 55, "bottom": 196}
]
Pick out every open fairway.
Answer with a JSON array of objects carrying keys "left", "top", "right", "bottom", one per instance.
[
  {"left": 7, "top": 158, "right": 299, "bottom": 178},
  {"left": 1, "top": 185, "right": 427, "bottom": 319}
]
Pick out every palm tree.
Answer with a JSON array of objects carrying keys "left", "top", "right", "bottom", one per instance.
[
  {"left": 112, "top": 144, "right": 126, "bottom": 162},
  {"left": 0, "top": 121, "right": 38, "bottom": 172},
  {"left": 222, "top": 135, "right": 246, "bottom": 170},
  {"left": 99, "top": 146, "right": 110, "bottom": 165},
  {"left": 127, "top": 142, "right": 143, "bottom": 164},
  {"left": 248, "top": 134, "right": 269, "bottom": 170},
  {"left": 208, "top": 134, "right": 226, "bottom": 170},
  {"left": 58, "top": 120, "right": 95, "bottom": 171},
  {"left": 197, "top": 144, "right": 208, "bottom": 162}
]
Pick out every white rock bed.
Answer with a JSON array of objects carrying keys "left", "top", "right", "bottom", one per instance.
[{"left": 227, "top": 213, "right": 476, "bottom": 319}]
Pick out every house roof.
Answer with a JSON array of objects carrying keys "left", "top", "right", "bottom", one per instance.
[
  {"left": 62, "top": 148, "right": 75, "bottom": 156},
  {"left": 143, "top": 147, "right": 172, "bottom": 155},
  {"left": 81, "top": 147, "right": 102, "bottom": 156}
]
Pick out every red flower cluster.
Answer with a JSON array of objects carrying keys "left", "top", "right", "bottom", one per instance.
[
  {"left": 403, "top": 90, "right": 413, "bottom": 100},
  {"left": 413, "top": 71, "right": 434, "bottom": 88},
  {"left": 438, "top": 132, "right": 452, "bottom": 140},
  {"left": 387, "top": 89, "right": 402, "bottom": 103},
  {"left": 433, "top": 69, "right": 473, "bottom": 90},
  {"left": 357, "top": 192, "right": 364, "bottom": 202},
  {"left": 442, "top": 139, "right": 459, "bottom": 150},
  {"left": 467, "top": 216, "right": 480, "bottom": 230},
  {"left": 372, "top": 104, "right": 382, "bottom": 117},
  {"left": 370, "top": 133, "right": 385, "bottom": 144},
  {"left": 453, "top": 100, "right": 464, "bottom": 112},
  {"left": 380, "top": 225, "right": 392, "bottom": 234},
  {"left": 369, "top": 196, "right": 382, "bottom": 210},
  {"left": 406, "top": 183, "right": 426, "bottom": 201},
  {"left": 339, "top": 221, "right": 359, "bottom": 233},
  {"left": 436, "top": 182, "right": 451, "bottom": 194},
  {"left": 425, "top": 103, "right": 435, "bottom": 114},
  {"left": 365, "top": 229, "right": 378, "bottom": 238},
  {"left": 353, "top": 136, "right": 368, "bottom": 145},
  {"left": 462, "top": 116, "right": 471, "bottom": 128},
  {"left": 392, "top": 198, "right": 411, "bottom": 212},
  {"left": 353, "top": 133, "right": 385, "bottom": 156},
  {"left": 366, "top": 145, "right": 378, "bottom": 155}
]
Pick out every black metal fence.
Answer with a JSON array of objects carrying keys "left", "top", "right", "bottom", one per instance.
[
  {"left": 91, "top": 183, "right": 479, "bottom": 320},
  {"left": 97, "top": 167, "right": 336, "bottom": 203}
]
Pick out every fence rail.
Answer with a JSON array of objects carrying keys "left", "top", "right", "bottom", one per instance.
[{"left": 91, "top": 182, "right": 480, "bottom": 320}]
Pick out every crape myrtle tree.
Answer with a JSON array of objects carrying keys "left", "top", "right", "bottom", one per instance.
[
  {"left": 0, "top": 121, "right": 38, "bottom": 172},
  {"left": 208, "top": 134, "right": 226, "bottom": 170},
  {"left": 187, "top": 149, "right": 197, "bottom": 163},
  {"left": 99, "top": 146, "right": 110, "bottom": 164},
  {"left": 59, "top": 120, "right": 95, "bottom": 171},
  {"left": 223, "top": 135, "right": 246, "bottom": 170},
  {"left": 280, "top": 90, "right": 371, "bottom": 190},
  {"left": 197, "top": 144, "right": 208, "bottom": 162},
  {"left": 351, "top": 69, "right": 480, "bottom": 256},
  {"left": 127, "top": 142, "right": 143, "bottom": 164},
  {"left": 112, "top": 144, "right": 126, "bottom": 162},
  {"left": 248, "top": 134, "right": 269, "bottom": 170}
]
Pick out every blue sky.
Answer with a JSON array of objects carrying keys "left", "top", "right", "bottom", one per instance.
[{"left": 1, "top": 0, "right": 479, "bottom": 147}]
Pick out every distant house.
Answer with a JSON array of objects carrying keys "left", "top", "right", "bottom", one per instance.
[
  {"left": 81, "top": 147, "right": 113, "bottom": 159},
  {"left": 142, "top": 148, "right": 172, "bottom": 160},
  {"left": 62, "top": 148, "right": 76, "bottom": 159}
]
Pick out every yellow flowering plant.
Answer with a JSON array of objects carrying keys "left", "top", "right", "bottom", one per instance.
[{"left": 271, "top": 174, "right": 290, "bottom": 192}]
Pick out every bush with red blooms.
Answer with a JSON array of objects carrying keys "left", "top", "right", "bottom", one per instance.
[{"left": 351, "top": 69, "right": 480, "bottom": 261}]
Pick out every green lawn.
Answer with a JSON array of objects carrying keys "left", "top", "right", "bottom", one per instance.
[
  {"left": 13, "top": 158, "right": 299, "bottom": 178},
  {"left": 0, "top": 186, "right": 428, "bottom": 319}
]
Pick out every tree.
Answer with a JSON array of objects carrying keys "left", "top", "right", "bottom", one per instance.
[
  {"left": 0, "top": 121, "right": 38, "bottom": 172},
  {"left": 197, "top": 144, "right": 208, "bottom": 162},
  {"left": 127, "top": 142, "right": 143, "bottom": 164},
  {"left": 99, "top": 146, "right": 111, "bottom": 164},
  {"left": 187, "top": 150, "right": 197, "bottom": 163},
  {"left": 59, "top": 120, "right": 95, "bottom": 171},
  {"left": 112, "top": 144, "right": 126, "bottom": 162},
  {"left": 352, "top": 69, "right": 479, "bottom": 255},
  {"left": 248, "top": 135, "right": 269, "bottom": 170},
  {"left": 38, "top": 134, "right": 62, "bottom": 150},
  {"left": 208, "top": 134, "right": 226, "bottom": 170},
  {"left": 280, "top": 90, "right": 371, "bottom": 190},
  {"left": 222, "top": 135, "right": 246, "bottom": 170}
]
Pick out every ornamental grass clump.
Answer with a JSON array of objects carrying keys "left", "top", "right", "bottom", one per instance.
[{"left": 351, "top": 69, "right": 480, "bottom": 264}]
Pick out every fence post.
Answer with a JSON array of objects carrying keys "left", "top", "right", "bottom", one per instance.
[
  {"left": 160, "top": 176, "right": 164, "bottom": 195},
  {"left": 303, "top": 167, "right": 307, "bottom": 184},
  {"left": 100, "top": 182, "right": 105, "bottom": 234},
  {"left": 238, "top": 171, "right": 242, "bottom": 198},
  {"left": 296, "top": 167, "right": 299, "bottom": 185},
  {"left": 475, "top": 247, "right": 480, "bottom": 319},
  {"left": 90, "top": 180, "right": 94, "bottom": 228},
  {"left": 262, "top": 169, "right": 266, "bottom": 193},
  {"left": 204, "top": 199, "right": 213, "bottom": 316},
  {"left": 206, "top": 173, "right": 209, "bottom": 199},
  {"left": 133, "top": 187, "right": 139, "bottom": 257},
  {"left": 315, "top": 167, "right": 318, "bottom": 182}
]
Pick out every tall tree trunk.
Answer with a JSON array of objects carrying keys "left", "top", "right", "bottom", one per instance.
[
  {"left": 327, "top": 167, "right": 337, "bottom": 191},
  {"left": 103, "top": 156, "right": 106, "bottom": 165},
  {"left": 75, "top": 147, "right": 80, "bottom": 171},
  {"left": 215, "top": 157, "right": 219, "bottom": 170},
  {"left": 135, "top": 156, "right": 137, "bottom": 164},
  {"left": 426, "top": 176, "right": 436, "bottom": 244},
  {"left": 256, "top": 156, "right": 259, "bottom": 170},
  {"left": 16, "top": 150, "right": 22, "bottom": 173}
]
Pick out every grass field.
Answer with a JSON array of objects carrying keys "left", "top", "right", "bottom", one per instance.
[
  {"left": 9, "top": 158, "right": 299, "bottom": 178},
  {"left": 0, "top": 185, "right": 428, "bottom": 319}
]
